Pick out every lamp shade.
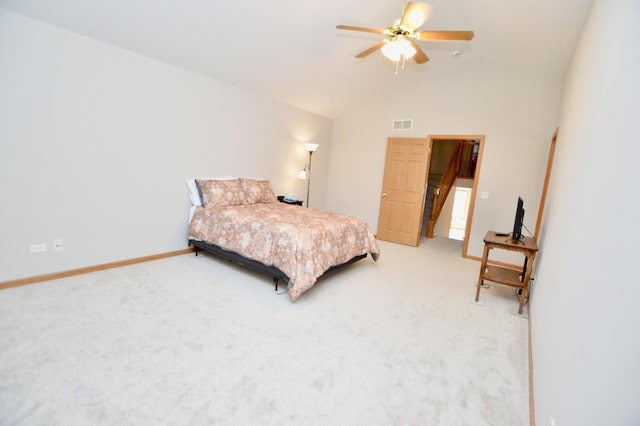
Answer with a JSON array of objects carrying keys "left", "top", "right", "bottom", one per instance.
[{"left": 304, "top": 143, "right": 319, "bottom": 152}]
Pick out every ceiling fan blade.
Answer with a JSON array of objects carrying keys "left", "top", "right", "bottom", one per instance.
[
  {"left": 355, "top": 40, "right": 386, "bottom": 58},
  {"left": 409, "top": 40, "right": 429, "bottom": 64},
  {"left": 400, "top": 2, "right": 429, "bottom": 29},
  {"left": 336, "top": 25, "right": 386, "bottom": 34},
  {"left": 417, "top": 31, "right": 475, "bottom": 41}
]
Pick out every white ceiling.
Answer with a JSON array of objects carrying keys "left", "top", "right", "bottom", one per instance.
[{"left": 0, "top": 0, "right": 591, "bottom": 118}]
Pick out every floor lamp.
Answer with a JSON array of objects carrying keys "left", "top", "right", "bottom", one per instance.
[{"left": 298, "top": 143, "right": 319, "bottom": 207}]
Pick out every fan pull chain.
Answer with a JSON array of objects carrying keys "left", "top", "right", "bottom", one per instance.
[{"left": 394, "top": 55, "right": 406, "bottom": 75}]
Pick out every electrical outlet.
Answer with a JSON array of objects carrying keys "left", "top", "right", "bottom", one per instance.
[
  {"left": 53, "top": 239, "right": 63, "bottom": 251},
  {"left": 30, "top": 243, "right": 47, "bottom": 253}
]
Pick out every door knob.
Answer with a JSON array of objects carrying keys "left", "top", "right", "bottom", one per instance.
[{"left": 382, "top": 193, "right": 387, "bottom": 197}]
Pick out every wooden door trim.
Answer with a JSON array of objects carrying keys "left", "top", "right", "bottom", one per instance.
[
  {"left": 427, "top": 134, "right": 485, "bottom": 258},
  {"left": 534, "top": 127, "right": 558, "bottom": 241}
]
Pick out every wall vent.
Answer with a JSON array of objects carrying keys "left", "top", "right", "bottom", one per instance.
[{"left": 392, "top": 119, "right": 413, "bottom": 130}]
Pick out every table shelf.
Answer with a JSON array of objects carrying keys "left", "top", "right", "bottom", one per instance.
[{"left": 483, "top": 265, "right": 524, "bottom": 288}]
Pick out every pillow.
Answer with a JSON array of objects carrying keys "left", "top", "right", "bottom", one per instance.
[
  {"left": 195, "top": 178, "right": 247, "bottom": 208},
  {"left": 240, "top": 178, "right": 277, "bottom": 204},
  {"left": 187, "top": 177, "right": 235, "bottom": 206}
]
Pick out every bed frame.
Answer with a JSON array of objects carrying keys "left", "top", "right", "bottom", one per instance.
[{"left": 189, "top": 239, "right": 368, "bottom": 292}]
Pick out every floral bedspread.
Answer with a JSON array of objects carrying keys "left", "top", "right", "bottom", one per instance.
[{"left": 188, "top": 203, "right": 380, "bottom": 300}]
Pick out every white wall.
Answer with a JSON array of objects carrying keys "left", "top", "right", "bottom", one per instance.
[
  {"left": 0, "top": 9, "right": 332, "bottom": 282},
  {"left": 531, "top": 1, "right": 640, "bottom": 425},
  {"left": 326, "top": 62, "right": 563, "bottom": 259}
]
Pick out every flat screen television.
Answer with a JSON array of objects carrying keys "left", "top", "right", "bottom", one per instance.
[{"left": 511, "top": 197, "right": 525, "bottom": 241}]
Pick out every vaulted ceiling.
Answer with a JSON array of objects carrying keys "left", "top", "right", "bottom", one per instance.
[{"left": 0, "top": 0, "right": 592, "bottom": 118}]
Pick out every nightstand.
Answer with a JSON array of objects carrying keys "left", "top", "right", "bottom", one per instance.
[
  {"left": 277, "top": 196, "right": 302, "bottom": 206},
  {"left": 475, "top": 231, "right": 539, "bottom": 314}
]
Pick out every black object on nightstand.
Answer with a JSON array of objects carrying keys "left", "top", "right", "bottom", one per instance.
[{"left": 277, "top": 195, "right": 303, "bottom": 206}]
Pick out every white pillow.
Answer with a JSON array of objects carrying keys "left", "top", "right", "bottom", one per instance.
[{"left": 186, "top": 177, "right": 235, "bottom": 206}]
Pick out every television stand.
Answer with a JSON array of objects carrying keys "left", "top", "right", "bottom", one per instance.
[
  {"left": 494, "top": 232, "right": 525, "bottom": 245},
  {"left": 508, "top": 237, "right": 526, "bottom": 245},
  {"left": 475, "top": 231, "right": 539, "bottom": 314}
]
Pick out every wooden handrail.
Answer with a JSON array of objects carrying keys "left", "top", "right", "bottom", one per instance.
[
  {"left": 458, "top": 141, "right": 477, "bottom": 178},
  {"left": 426, "top": 142, "right": 463, "bottom": 237}
]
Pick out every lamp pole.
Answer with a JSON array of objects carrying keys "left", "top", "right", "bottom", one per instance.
[
  {"left": 302, "top": 143, "right": 318, "bottom": 208},
  {"left": 306, "top": 150, "right": 313, "bottom": 207}
]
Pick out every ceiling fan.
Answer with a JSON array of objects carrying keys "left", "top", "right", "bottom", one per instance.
[{"left": 336, "top": 1, "right": 474, "bottom": 71}]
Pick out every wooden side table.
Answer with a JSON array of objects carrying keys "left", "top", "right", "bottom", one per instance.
[{"left": 475, "top": 231, "right": 539, "bottom": 314}]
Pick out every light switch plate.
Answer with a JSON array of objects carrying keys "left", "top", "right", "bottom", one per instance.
[{"left": 30, "top": 243, "right": 47, "bottom": 253}]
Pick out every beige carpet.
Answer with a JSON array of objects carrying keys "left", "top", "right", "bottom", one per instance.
[{"left": 0, "top": 237, "right": 529, "bottom": 425}]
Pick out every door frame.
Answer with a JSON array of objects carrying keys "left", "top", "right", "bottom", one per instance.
[
  {"left": 534, "top": 127, "right": 558, "bottom": 241},
  {"left": 427, "top": 134, "right": 485, "bottom": 258}
]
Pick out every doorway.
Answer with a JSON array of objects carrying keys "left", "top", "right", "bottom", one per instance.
[
  {"left": 423, "top": 135, "right": 485, "bottom": 257},
  {"left": 448, "top": 185, "right": 473, "bottom": 240},
  {"left": 376, "top": 135, "right": 485, "bottom": 256}
]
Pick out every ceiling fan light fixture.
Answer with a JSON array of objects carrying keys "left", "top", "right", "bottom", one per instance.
[
  {"left": 336, "top": 1, "right": 474, "bottom": 69},
  {"left": 381, "top": 38, "right": 416, "bottom": 62}
]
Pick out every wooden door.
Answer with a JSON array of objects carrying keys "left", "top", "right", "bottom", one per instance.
[{"left": 376, "top": 138, "right": 430, "bottom": 246}]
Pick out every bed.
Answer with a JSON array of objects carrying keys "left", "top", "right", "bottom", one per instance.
[{"left": 187, "top": 177, "right": 380, "bottom": 300}]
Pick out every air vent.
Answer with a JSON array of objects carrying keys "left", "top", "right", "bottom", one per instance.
[{"left": 392, "top": 119, "right": 413, "bottom": 130}]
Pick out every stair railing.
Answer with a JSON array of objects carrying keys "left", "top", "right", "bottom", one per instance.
[
  {"left": 426, "top": 142, "right": 463, "bottom": 238},
  {"left": 458, "top": 141, "right": 477, "bottom": 178}
]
